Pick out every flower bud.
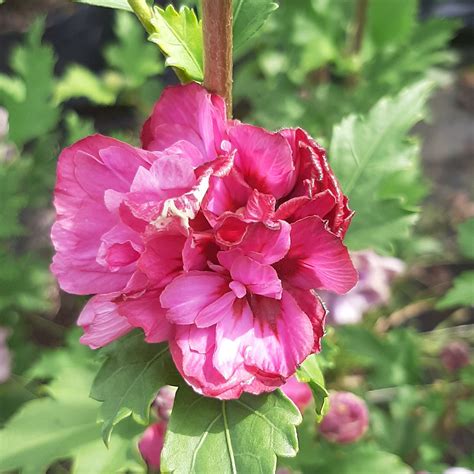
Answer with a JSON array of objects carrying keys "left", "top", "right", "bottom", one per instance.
[
  {"left": 440, "top": 341, "right": 470, "bottom": 373},
  {"left": 319, "top": 391, "right": 369, "bottom": 444},
  {"left": 138, "top": 422, "right": 166, "bottom": 470},
  {"left": 281, "top": 376, "right": 312, "bottom": 413}
]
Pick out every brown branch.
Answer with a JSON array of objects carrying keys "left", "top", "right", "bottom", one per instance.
[
  {"left": 202, "top": 0, "right": 233, "bottom": 117},
  {"left": 350, "top": 0, "right": 369, "bottom": 55}
]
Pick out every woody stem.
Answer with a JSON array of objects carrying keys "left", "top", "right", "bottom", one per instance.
[{"left": 202, "top": 0, "right": 233, "bottom": 117}]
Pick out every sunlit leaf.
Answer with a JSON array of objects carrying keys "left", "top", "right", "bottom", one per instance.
[
  {"left": 90, "top": 332, "right": 178, "bottom": 444},
  {"left": 296, "top": 354, "right": 329, "bottom": 421},
  {"left": 162, "top": 384, "right": 301, "bottom": 474},
  {"left": 330, "top": 81, "right": 432, "bottom": 253},
  {"left": 233, "top": 0, "right": 278, "bottom": 52},
  {"left": 149, "top": 5, "right": 203, "bottom": 82}
]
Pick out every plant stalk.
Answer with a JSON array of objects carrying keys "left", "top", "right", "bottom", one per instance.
[
  {"left": 350, "top": 0, "right": 368, "bottom": 55},
  {"left": 202, "top": 0, "right": 233, "bottom": 117},
  {"left": 128, "top": 0, "right": 154, "bottom": 35}
]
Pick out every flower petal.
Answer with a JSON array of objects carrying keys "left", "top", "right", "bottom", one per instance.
[
  {"left": 141, "top": 83, "right": 227, "bottom": 163},
  {"left": 229, "top": 124, "right": 295, "bottom": 199},
  {"left": 278, "top": 216, "right": 358, "bottom": 294},
  {"left": 160, "top": 272, "right": 229, "bottom": 325},
  {"left": 77, "top": 294, "right": 133, "bottom": 349}
]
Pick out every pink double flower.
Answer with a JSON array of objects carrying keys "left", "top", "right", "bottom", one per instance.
[{"left": 51, "top": 83, "right": 357, "bottom": 399}]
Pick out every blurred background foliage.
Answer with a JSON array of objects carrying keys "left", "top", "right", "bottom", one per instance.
[{"left": 0, "top": 0, "right": 472, "bottom": 473}]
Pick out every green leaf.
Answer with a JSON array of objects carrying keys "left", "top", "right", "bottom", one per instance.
[
  {"left": 296, "top": 354, "right": 329, "bottom": 421},
  {"left": 72, "top": 420, "right": 145, "bottom": 474},
  {"left": 458, "top": 218, "right": 474, "bottom": 260},
  {"left": 330, "top": 81, "right": 432, "bottom": 253},
  {"left": 105, "top": 11, "right": 163, "bottom": 88},
  {"left": 0, "top": 366, "right": 99, "bottom": 473},
  {"left": 90, "top": 332, "right": 178, "bottom": 444},
  {"left": 368, "top": 0, "right": 417, "bottom": 47},
  {"left": 64, "top": 111, "right": 95, "bottom": 145},
  {"left": 0, "top": 340, "right": 145, "bottom": 474},
  {"left": 319, "top": 442, "right": 413, "bottom": 474},
  {"left": 233, "top": 0, "right": 279, "bottom": 52},
  {"left": 149, "top": 5, "right": 203, "bottom": 82},
  {"left": 338, "top": 327, "right": 421, "bottom": 388},
  {"left": 0, "top": 19, "right": 59, "bottom": 146},
  {"left": 55, "top": 65, "right": 117, "bottom": 105},
  {"left": 74, "top": 0, "right": 132, "bottom": 11},
  {"left": 162, "top": 385, "right": 301, "bottom": 474},
  {"left": 437, "top": 271, "right": 474, "bottom": 309}
]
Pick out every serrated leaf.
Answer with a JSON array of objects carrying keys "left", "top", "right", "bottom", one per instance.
[
  {"left": 149, "top": 5, "right": 203, "bottom": 82},
  {"left": 330, "top": 81, "right": 432, "bottom": 253},
  {"left": 74, "top": 0, "right": 132, "bottom": 10},
  {"left": 458, "top": 218, "right": 474, "bottom": 260},
  {"left": 368, "top": 0, "right": 417, "bottom": 47},
  {"left": 233, "top": 0, "right": 279, "bottom": 52},
  {"left": 0, "top": 18, "right": 59, "bottom": 146},
  {"left": 105, "top": 11, "right": 163, "bottom": 88},
  {"left": 296, "top": 354, "right": 329, "bottom": 421},
  {"left": 55, "top": 65, "right": 117, "bottom": 105},
  {"left": 90, "top": 332, "right": 178, "bottom": 444},
  {"left": 436, "top": 271, "right": 474, "bottom": 309},
  {"left": 162, "top": 385, "right": 301, "bottom": 474}
]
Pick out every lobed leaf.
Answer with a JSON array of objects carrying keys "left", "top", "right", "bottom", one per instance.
[
  {"left": 90, "top": 332, "right": 179, "bottom": 444},
  {"left": 330, "top": 81, "right": 433, "bottom": 253},
  {"left": 105, "top": 11, "right": 163, "bottom": 88},
  {"left": 54, "top": 65, "right": 117, "bottom": 105},
  {"left": 149, "top": 5, "right": 203, "bottom": 82},
  {"left": 0, "top": 18, "right": 59, "bottom": 146},
  {"left": 161, "top": 385, "right": 301, "bottom": 474}
]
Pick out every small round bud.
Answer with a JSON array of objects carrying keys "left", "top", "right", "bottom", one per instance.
[
  {"left": 319, "top": 391, "right": 369, "bottom": 444},
  {"left": 440, "top": 341, "right": 470, "bottom": 373}
]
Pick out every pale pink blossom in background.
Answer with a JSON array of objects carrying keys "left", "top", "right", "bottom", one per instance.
[
  {"left": 444, "top": 468, "right": 474, "bottom": 474},
  {"left": 281, "top": 376, "right": 313, "bottom": 412},
  {"left": 320, "top": 250, "right": 405, "bottom": 325},
  {"left": 319, "top": 391, "right": 369, "bottom": 444},
  {"left": 0, "top": 108, "right": 15, "bottom": 163},
  {"left": 0, "top": 327, "right": 11, "bottom": 383},
  {"left": 155, "top": 385, "right": 177, "bottom": 421},
  {"left": 51, "top": 83, "right": 357, "bottom": 399}
]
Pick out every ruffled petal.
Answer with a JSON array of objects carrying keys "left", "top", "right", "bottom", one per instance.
[
  {"left": 277, "top": 216, "right": 358, "bottom": 294},
  {"left": 141, "top": 83, "right": 227, "bottom": 163},
  {"left": 229, "top": 124, "right": 295, "bottom": 199},
  {"left": 77, "top": 294, "right": 133, "bottom": 349},
  {"left": 160, "top": 272, "right": 229, "bottom": 325},
  {"left": 51, "top": 135, "right": 149, "bottom": 294},
  {"left": 244, "top": 291, "right": 314, "bottom": 378}
]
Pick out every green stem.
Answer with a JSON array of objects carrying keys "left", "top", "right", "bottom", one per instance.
[{"left": 128, "top": 0, "right": 154, "bottom": 35}]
